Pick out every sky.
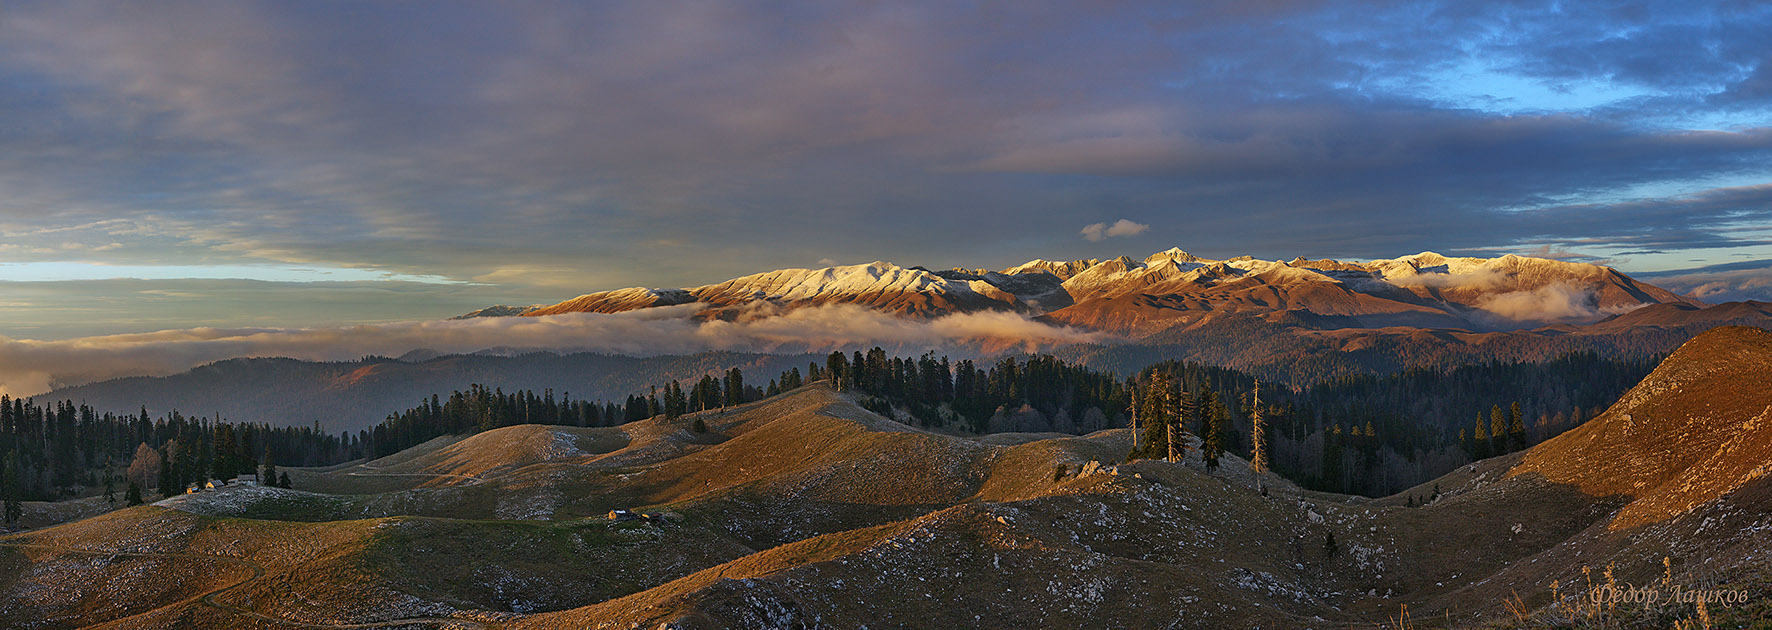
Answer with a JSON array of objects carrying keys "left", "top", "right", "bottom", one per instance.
[{"left": 1, "top": 0, "right": 1771, "bottom": 345}]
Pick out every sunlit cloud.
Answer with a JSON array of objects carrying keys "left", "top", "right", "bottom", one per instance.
[{"left": 1080, "top": 219, "right": 1150, "bottom": 242}]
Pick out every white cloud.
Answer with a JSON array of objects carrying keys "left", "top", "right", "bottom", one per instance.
[
  {"left": 1643, "top": 267, "right": 1772, "bottom": 303},
  {"left": 1382, "top": 267, "right": 1509, "bottom": 290},
  {"left": 1105, "top": 219, "right": 1149, "bottom": 238},
  {"left": 1081, "top": 218, "right": 1149, "bottom": 242},
  {"left": 0, "top": 304, "right": 1106, "bottom": 397},
  {"left": 1472, "top": 282, "right": 1601, "bottom": 323}
]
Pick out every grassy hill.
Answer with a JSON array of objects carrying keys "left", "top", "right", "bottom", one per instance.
[{"left": 4, "top": 329, "right": 1770, "bottom": 628}]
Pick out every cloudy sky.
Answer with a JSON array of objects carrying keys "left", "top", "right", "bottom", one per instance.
[{"left": 2, "top": 0, "right": 1771, "bottom": 341}]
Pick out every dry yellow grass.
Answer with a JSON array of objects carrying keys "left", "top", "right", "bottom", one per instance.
[
  {"left": 8, "top": 344, "right": 1772, "bottom": 629},
  {"left": 1510, "top": 326, "right": 1772, "bottom": 529}
]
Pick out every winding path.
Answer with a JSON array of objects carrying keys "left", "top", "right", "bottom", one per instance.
[
  {"left": 0, "top": 540, "right": 487, "bottom": 629},
  {"left": 339, "top": 463, "right": 488, "bottom": 486}
]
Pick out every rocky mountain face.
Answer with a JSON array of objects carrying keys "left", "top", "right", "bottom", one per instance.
[{"left": 495, "top": 248, "right": 1708, "bottom": 334}]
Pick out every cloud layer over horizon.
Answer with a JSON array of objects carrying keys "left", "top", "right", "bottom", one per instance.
[{"left": 0, "top": 305, "right": 1105, "bottom": 398}]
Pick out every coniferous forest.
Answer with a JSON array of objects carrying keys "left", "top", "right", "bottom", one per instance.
[
  {"left": 0, "top": 397, "right": 347, "bottom": 519},
  {"left": 0, "top": 347, "right": 1661, "bottom": 524},
  {"left": 817, "top": 348, "right": 1659, "bottom": 497}
]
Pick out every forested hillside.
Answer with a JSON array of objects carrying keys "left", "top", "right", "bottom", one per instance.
[{"left": 2, "top": 346, "right": 1661, "bottom": 523}]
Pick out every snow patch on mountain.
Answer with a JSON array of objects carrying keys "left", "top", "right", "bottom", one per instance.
[{"left": 495, "top": 247, "right": 1700, "bottom": 333}]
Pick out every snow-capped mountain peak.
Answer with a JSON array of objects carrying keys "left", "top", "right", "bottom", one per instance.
[{"left": 490, "top": 247, "right": 1703, "bottom": 334}]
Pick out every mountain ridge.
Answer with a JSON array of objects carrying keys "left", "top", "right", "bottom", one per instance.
[{"left": 490, "top": 248, "right": 1705, "bottom": 334}]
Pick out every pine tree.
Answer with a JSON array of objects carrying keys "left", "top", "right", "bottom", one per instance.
[
  {"left": 827, "top": 352, "right": 849, "bottom": 391},
  {"left": 723, "top": 368, "right": 745, "bottom": 407},
  {"left": 126, "top": 482, "right": 143, "bottom": 506},
  {"left": 260, "top": 447, "right": 277, "bottom": 487},
  {"left": 212, "top": 424, "right": 239, "bottom": 484},
  {"left": 2, "top": 450, "right": 21, "bottom": 525},
  {"left": 278, "top": 472, "right": 292, "bottom": 489},
  {"left": 1133, "top": 373, "right": 1175, "bottom": 460},
  {"left": 1201, "top": 390, "right": 1225, "bottom": 473},
  {"left": 103, "top": 455, "right": 117, "bottom": 505}
]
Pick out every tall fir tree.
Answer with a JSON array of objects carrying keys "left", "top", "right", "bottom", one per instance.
[
  {"left": 1200, "top": 390, "right": 1225, "bottom": 473},
  {"left": 2, "top": 450, "right": 21, "bottom": 525},
  {"left": 103, "top": 455, "right": 117, "bottom": 505},
  {"left": 260, "top": 447, "right": 277, "bottom": 486},
  {"left": 212, "top": 424, "right": 240, "bottom": 484}
]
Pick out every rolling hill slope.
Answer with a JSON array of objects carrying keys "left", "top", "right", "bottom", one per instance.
[
  {"left": 1510, "top": 325, "right": 1772, "bottom": 529},
  {"left": 4, "top": 329, "right": 1771, "bottom": 628}
]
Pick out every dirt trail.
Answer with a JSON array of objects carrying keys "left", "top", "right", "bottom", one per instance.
[
  {"left": 0, "top": 540, "right": 486, "bottom": 629},
  {"left": 344, "top": 464, "right": 487, "bottom": 485}
]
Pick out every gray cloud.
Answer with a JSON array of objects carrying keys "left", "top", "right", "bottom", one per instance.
[{"left": 0, "top": 0, "right": 1769, "bottom": 332}]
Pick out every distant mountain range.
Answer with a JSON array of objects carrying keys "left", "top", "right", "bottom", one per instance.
[
  {"left": 454, "top": 247, "right": 1772, "bottom": 380},
  {"left": 38, "top": 248, "right": 1772, "bottom": 431},
  {"left": 43, "top": 351, "right": 820, "bottom": 434},
  {"left": 475, "top": 248, "right": 1707, "bottom": 334}
]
